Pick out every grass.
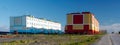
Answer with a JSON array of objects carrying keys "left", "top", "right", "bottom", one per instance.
[{"left": 0, "top": 34, "right": 104, "bottom": 45}]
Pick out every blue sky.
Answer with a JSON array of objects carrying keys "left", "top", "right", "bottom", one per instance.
[{"left": 0, "top": 0, "right": 120, "bottom": 32}]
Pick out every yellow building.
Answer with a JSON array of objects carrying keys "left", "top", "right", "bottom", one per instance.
[{"left": 65, "top": 12, "right": 99, "bottom": 34}]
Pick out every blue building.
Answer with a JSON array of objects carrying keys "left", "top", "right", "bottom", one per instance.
[{"left": 10, "top": 15, "right": 63, "bottom": 34}]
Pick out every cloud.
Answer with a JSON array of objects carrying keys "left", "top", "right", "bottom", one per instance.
[
  {"left": 100, "top": 23, "right": 120, "bottom": 33},
  {"left": 0, "top": 25, "right": 9, "bottom": 32}
]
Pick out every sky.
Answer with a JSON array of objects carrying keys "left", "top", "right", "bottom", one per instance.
[{"left": 0, "top": 0, "right": 120, "bottom": 33}]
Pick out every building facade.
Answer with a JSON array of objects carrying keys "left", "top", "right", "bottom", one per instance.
[
  {"left": 10, "top": 15, "right": 62, "bottom": 34},
  {"left": 65, "top": 12, "right": 99, "bottom": 34}
]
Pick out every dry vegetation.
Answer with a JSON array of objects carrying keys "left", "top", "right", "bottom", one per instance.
[{"left": 0, "top": 34, "right": 103, "bottom": 45}]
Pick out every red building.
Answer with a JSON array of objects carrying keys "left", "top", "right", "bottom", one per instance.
[{"left": 65, "top": 12, "right": 99, "bottom": 34}]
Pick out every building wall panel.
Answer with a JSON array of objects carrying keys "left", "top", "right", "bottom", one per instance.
[
  {"left": 67, "top": 15, "right": 73, "bottom": 24},
  {"left": 73, "top": 15, "right": 83, "bottom": 24},
  {"left": 84, "top": 14, "right": 90, "bottom": 24},
  {"left": 89, "top": 15, "right": 92, "bottom": 24},
  {"left": 84, "top": 14, "right": 92, "bottom": 24},
  {"left": 66, "top": 25, "right": 73, "bottom": 30},
  {"left": 84, "top": 25, "right": 89, "bottom": 30},
  {"left": 73, "top": 25, "right": 83, "bottom": 30},
  {"left": 89, "top": 24, "right": 95, "bottom": 30},
  {"left": 89, "top": 25, "right": 92, "bottom": 30}
]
